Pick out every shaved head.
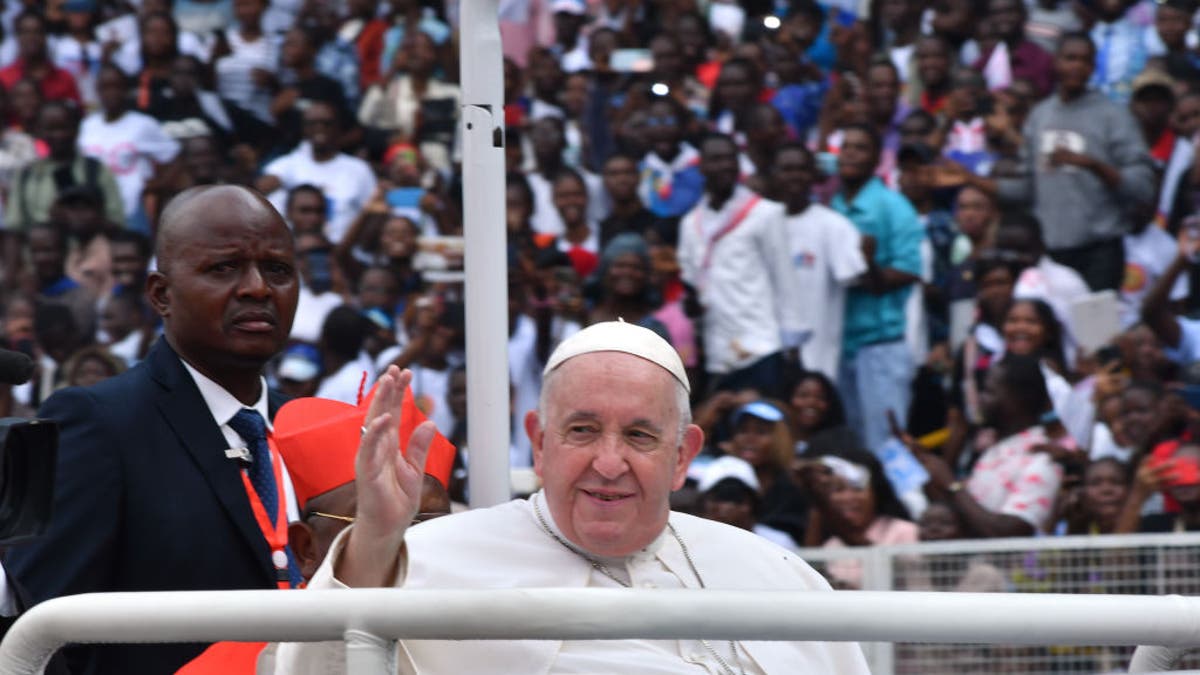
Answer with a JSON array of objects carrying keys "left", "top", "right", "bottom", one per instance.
[
  {"left": 146, "top": 183, "right": 298, "bottom": 401},
  {"left": 156, "top": 185, "right": 284, "bottom": 273}
]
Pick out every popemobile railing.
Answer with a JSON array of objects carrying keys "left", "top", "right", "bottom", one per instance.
[{"left": 4, "top": 532, "right": 1200, "bottom": 674}]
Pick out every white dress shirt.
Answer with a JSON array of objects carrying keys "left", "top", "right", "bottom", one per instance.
[{"left": 179, "top": 361, "right": 300, "bottom": 523}]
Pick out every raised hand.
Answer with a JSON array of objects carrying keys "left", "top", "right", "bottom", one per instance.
[{"left": 337, "top": 366, "right": 436, "bottom": 587}]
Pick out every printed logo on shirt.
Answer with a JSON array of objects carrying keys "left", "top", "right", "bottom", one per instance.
[
  {"left": 793, "top": 251, "right": 817, "bottom": 269},
  {"left": 1122, "top": 262, "right": 1148, "bottom": 293}
]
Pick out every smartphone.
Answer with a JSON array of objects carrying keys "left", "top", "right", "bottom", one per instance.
[
  {"left": 611, "top": 48, "right": 653, "bottom": 73},
  {"left": 1096, "top": 345, "right": 1123, "bottom": 369},
  {"left": 1155, "top": 455, "right": 1200, "bottom": 487},
  {"left": 387, "top": 187, "right": 425, "bottom": 209}
]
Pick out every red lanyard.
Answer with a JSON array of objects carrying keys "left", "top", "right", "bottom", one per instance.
[
  {"left": 690, "top": 194, "right": 760, "bottom": 292},
  {"left": 239, "top": 437, "right": 292, "bottom": 590}
]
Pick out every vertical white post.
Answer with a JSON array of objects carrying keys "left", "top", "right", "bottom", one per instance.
[{"left": 458, "top": 0, "right": 511, "bottom": 508}]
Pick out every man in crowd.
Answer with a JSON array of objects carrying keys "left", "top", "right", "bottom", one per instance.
[
  {"left": 995, "top": 33, "right": 1155, "bottom": 291},
  {"left": 772, "top": 142, "right": 867, "bottom": 381},
  {"left": 275, "top": 321, "right": 870, "bottom": 673},
  {"left": 678, "top": 133, "right": 802, "bottom": 395},
  {"left": 832, "top": 124, "right": 924, "bottom": 452},
  {"left": 5, "top": 185, "right": 303, "bottom": 674}
]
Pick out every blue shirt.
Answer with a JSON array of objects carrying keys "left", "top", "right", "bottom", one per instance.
[{"left": 832, "top": 177, "right": 924, "bottom": 356}]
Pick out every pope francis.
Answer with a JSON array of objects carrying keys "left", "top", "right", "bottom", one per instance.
[{"left": 275, "top": 321, "right": 870, "bottom": 674}]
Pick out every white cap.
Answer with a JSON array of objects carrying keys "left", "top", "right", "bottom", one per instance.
[
  {"left": 550, "top": 0, "right": 586, "bottom": 14},
  {"left": 821, "top": 455, "right": 869, "bottom": 490},
  {"left": 698, "top": 455, "right": 760, "bottom": 493},
  {"left": 278, "top": 353, "right": 319, "bottom": 382},
  {"left": 543, "top": 320, "right": 690, "bottom": 393}
]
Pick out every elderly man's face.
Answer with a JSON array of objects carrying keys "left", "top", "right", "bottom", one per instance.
[{"left": 527, "top": 352, "right": 702, "bottom": 557}]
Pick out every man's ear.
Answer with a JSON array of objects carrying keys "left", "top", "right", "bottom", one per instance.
[
  {"left": 673, "top": 424, "right": 704, "bottom": 491},
  {"left": 145, "top": 271, "right": 170, "bottom": 319},
  {"left": 287, "top": 521, "right": 319, "bottom": 581},
  {"left": 526, "top": 410, "right": 545, "bottom": 478}
]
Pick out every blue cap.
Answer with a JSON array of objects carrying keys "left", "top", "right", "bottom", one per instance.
[{"left": 731, "top": 401, "right": 785, "bottom": 426}]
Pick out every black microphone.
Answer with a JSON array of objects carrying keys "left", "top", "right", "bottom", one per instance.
[{"left": 0, "top": 349, "right": 34, "bottom": 386}]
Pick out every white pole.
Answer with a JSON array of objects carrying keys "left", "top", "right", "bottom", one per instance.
[
  {"left": 458, "top": 0, "right": 510, "bottom": 508},
  {"left": 6, "top": 589, "right": 1200, "bottom": 673}
]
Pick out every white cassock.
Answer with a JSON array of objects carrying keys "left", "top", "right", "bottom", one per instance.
[{"left": 274, "top": 493, "right": 870, "bottom": 674}]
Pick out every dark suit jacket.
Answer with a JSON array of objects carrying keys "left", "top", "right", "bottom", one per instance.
[{"left": 4, "top": 338, "right": 289, "bottom": 675}]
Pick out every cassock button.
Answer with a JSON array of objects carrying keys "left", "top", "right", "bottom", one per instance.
[{"left": 272, "top": 550, "right": 289, "bottom": 569}]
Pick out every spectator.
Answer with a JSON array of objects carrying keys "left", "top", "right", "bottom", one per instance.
[
  {"left": 1061, "top": 458, "right": 1131, "bottom": 534},
  {"left": 61, "top": 343, "right": 125, "bottom": 388},
  {"left": 358, "top": 30, "right": 460, "bottom": 172},
  {"left": 1120, "top": 441, "right": 1200, "bottom": 532},
  {"left": 526, "top": 116, "right": 605, "bottom": 237},
  {"left": 913, "top": 34, "right": 953, "bottom": 114},
  {"left": 598, "top": 151, "right": 665, "bottom": 247},
  {"left": 919, "top": 353, "right": 1064, "bottom": 537},
  {"left": 150, "top": 55, "right": 236, "bottom": 144},
  {"left": 213, "top": 0, "right": 279, "bottom": 128},
  {"left": 1089, "top": 0, "right": 1148, "bottom": 102},
  {"left": 6, "top": 101, "right": 125, "bottom": 230},
  {"left": 271, "top": 26, "right": 352, "bottom": 154},
  {"left": 340, "top": 0, "right": 388, "bottom": 92},
  {"left": 678, "top": 133, "right": 801, "bottom": 395},
  {"left": 285, "top": 183, "right": 328, "bottom": 235},
  {"left": 97, "top": 285, "right": 152, "bottom": 366},
  {"left": 1003, "top": 298, "right": 1068, "bottom": 374},
  {"left": 258, "top": 101, "right": 377, "bottom": 243},
  {"left": 973, "top": 0, "right": 1055, "bottom": 97},
  {"left": 107, "top": 228, "right": 150, "bottom": 292},
  {"left": 788, "top": 370, "right": 858, "bottom": 456},
  {"left": 772, "top": 142, "right": 866, "bottom": 381},
  {"left": 1141, "top": 228, "right": 1200, "bottom": 365},
  {"left": 0, "top": 12, "right": 81, "bottom": 104},
  {"left": 698, "top": 455, "right": 800, "bottom": 549},
  {"left": 115, "top": 12, "right": 186, "bottom": 113},
  {"left": 548, "top": 168, "right": 598, "bottom": 278},
  {"left": 291, "top": 230, "right": 344, "bottom": 344},
  {"left": 813, "top": 449, "right": 918, "bottom": 589},
  {"left": 718, "top": 400, "right": 809, "bottom": 542},
  {"left": 297, "top": 0, "right": 361, "bottom": 105},
  {"left": 79, "top": 64, "right": 181, "bottom": 230},
  {"left": 314, "top": 304, "right": 376, "bottom": 405},
  {"left": 832, "top": 124, "right": 923, "bottom": 452},
  {"left": 585, "top": 233, "right": 669, "bottom": 341},
  {"left": 276, "top": 343, "right": 322, "bottom": 399},
  {"left": 967, "top": 33, "right": 1155, "bottom": 292},
  {"left": 996, "top": 213, "right": 1089, "bottom": 343},
  {"left": 28, "top": 222, "right": 96, "bottom": 339},
  {"left": 637, "top": 96, "right": 704, "bottom": 220}
]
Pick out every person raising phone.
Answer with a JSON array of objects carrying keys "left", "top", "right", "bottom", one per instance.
[{"left": 1116, "top": 441, "right": 1200, "bottom": 533}]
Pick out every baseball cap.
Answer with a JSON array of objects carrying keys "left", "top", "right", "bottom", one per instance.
[
  {"left": 698, "top": 455, "right": 761, "bottom": 493},
  {"left": 730, "top": 400, "right": 785, "bottom": 427},
  {"left": 278, "top": 344, "right": 320, "bottom": 382}
]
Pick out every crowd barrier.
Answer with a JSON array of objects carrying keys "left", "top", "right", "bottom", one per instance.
[
  {"left": 799, "top": 531, "right": 1200, "bottom": 673},
  {"left": 3, "top": 533, "right": 1200, "bottom": 674}
]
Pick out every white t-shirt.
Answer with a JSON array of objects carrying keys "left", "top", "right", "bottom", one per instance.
[
  {"left": 79, "top": 110, "right": 181, "bottom": 219},
  {"left": 1121, "top": 226, "right": 1188, "bottom": 329},
  {"left": 289, "top": 285, "right": 344, "bottom": 343},
  {"left": 315, "top": 352, "right": 378, "bottom": 405},
  {"left": 783, "top": 203, "right": 866, "bottom": 380},
  {"left": 409, "top": 364, "right": 453, "bottom": 438},
  {"left": 526, "top": 169, "right": 608, "bottom": 237},
  {"left": 264, "top": 143, "right": 377, "bottom": 244},
  {"left": 215, "top": 28, "right": 280, "bottom": 124}
]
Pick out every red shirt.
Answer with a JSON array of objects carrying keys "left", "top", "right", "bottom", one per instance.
[
  {"left": 1150, "top": 128, "right": 1177, "bottom": 165},
  {"left": 0, "top": 60, "right": 81, "bottom": 104}
]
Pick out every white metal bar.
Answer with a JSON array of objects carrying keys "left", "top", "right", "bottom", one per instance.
[
  {"left": 458, "top": 0, "right": 510, "bottom": 509},
  {"left": 4, "top": 589, "right": 1200, "bottom": 674}
]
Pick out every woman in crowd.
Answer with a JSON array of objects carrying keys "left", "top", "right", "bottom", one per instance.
[
  {"left": 1061, "top": 458, "right": 1133, "bottom": 535},
  {"left": 810, "top": 447, "right": 917, "bottom": 588},
  {"left": 721, "top": 399, "right": 809, "bottom": 542},
  {"left": 788, "top": 370, "right": 856, "bottom": 455},
  {"left": 585, "top": 233, "right": 669, "bottom": 342}
]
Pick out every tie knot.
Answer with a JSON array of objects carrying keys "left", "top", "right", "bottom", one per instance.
[{"left": 229, "top": 408, "right": 267, "bottom": 445}]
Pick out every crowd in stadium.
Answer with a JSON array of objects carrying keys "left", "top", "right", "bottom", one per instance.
[{"left": 5, "top": 0, "right": 1200, "bottom": 617}]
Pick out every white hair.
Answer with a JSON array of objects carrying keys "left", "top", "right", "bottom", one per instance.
[{"left": 537, "top": 360, "right": 692, "bottom": 444}]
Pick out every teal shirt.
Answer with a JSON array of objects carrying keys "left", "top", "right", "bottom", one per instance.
[{"left": 831, "top": 177, "right": 924, "bottom": 357}]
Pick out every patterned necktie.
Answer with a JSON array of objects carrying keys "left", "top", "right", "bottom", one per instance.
[{"left": 227, "top": 408, "right": 278, "bottom": 526}]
